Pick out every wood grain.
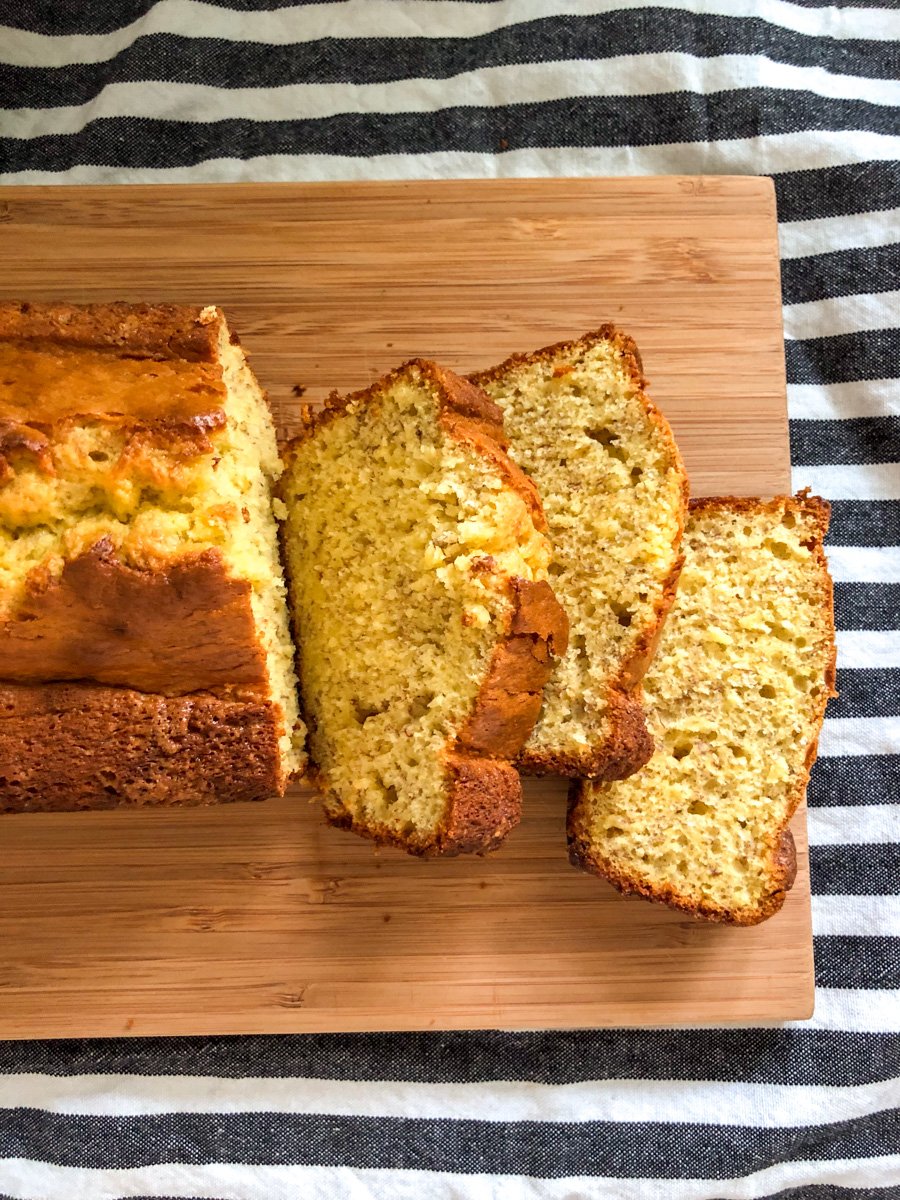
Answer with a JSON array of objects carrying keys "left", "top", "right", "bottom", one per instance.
[{"left": 0, "top": 176, "right": 810, "bottom": 1037}]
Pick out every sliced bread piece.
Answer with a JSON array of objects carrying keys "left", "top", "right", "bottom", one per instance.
[
  {"left": 472, "top": 328, "right": 688, "bottom": 778},
  {"left": 279, "top": 360, "right": 568, "bottom": 856},
  {"left": 0, "top": 301, "right": 304, "bottom": 810},
  {"left": 568, "top": 493, "right": 837, "bottom": 924}
]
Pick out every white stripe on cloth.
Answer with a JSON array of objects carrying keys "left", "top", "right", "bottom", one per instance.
[
  {"left": 807, "top": 804, "right": 900, "bottom": 846},
  {"left": 4, "top": 131, "right": 900, "bottom": 186},
  {"left": 786, "top": 986, "right": 900, "bottom": 1031},
  {"left": 819, "top": 716, "right": 900, "bottom": 758},
  {"left": 784, "top": 291, "right": 900, "bottom": 341},
  {"left": 1, "top": 1155, "right": 898, "bottom": 1200},
  {"left": 788, "top": 381, "right": 900, "bottom": 421},
  {"left": 1, "top": 0, "right": 898, "bottom": 68},
  {"left": 3, "top": 54, "right": 899, "bottom": 139},
  {"left": 779, "top": 211, "right": 900, "bottom": 260},
  {"left": 826, "top": 547, "right": 900, "bottom": 584},
  {"left": 792, "top": 464, "right": 900, "bottom": 501},
  {"left": 2, "top": 1071, "right": 899, "bottom": 1126},
  {"left": 837, "top": 630, "right": 900, "bottom": 670},
  {"left": 812, "top": 893, "right": 900, "bottom": 936}
]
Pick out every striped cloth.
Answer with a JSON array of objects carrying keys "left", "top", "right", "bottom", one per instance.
[{"left": 1, "top": 2, "right": 898, "bottom": 1197}]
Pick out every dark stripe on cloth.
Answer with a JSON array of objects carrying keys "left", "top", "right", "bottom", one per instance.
[
  {"left": 3, "top": 13, "right": 898, "bottom": 107},
  {"left": 782, "top": 243, "right": 900, "bottom": 306},
  {"left": 834, "top": 583, "right": 900, "bottom": 630},
  {"left": 775, "top": 162, "right": 900, "bottom": 224},
  {"left": 1, "top": 91, "right": 898, "bottom": 170},
  {"left": 810, "top": 842, "right": 900, "bottom": 895},
  {"left": 815, "top": 936, "right": 900, "bottom": 989},
  {"left": 809, "top": 755, "right": 900, "bottom": 807},
  {"left": 830, "top": 668, "right": 900, "bottom": 719},
  {"left": 828, "top": 499, "right": 900, "bottom": 546},
  {"left": 1, "top": 1107, "right": 898, "bottom": 1173},
  {"left": 786, "top": 329, "right": 900, "bottom": 386},
  {"left": 791, "top": 417, "right": 900, "bottom": 467},
  {"left": 1, "top": 1028, "right": 898, "bottom": 1087}
]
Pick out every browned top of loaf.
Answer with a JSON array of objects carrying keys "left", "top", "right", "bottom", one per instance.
[
  {"left": 0, "top": 540, "right": 268, "bottom": 696},
  {"left": 0, "top": 301, "right": 222, "bottom": 363},
  {"left": 285, "top": 357, "right": 548, "bottom": 534},
  {"left": 0, "top": 303, "right": 228, "bottom": 474}
]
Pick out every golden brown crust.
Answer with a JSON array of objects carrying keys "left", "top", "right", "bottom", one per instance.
[
  {"left": 523, "top": 688, "right": 654, "bottom": 780},
  {"left": 0, "top": 301, "right": 222, "bottom": 362},
  {"left": 567, "top": 491, "right": 836, "bottom": 925},
  {"left": 472, "top": 324, "right": 647, "bottom": 393},
  {"left": 0, "top": 539, "right": 267, "bottom": 695},
  {"left": 458, "top": 578, "right": 569, "bottom": 759},
  {"left": 473, "top": 325, "right": 689, "bottom": 781},
  {"left": 0, "top": 681, "right": 284, "bottom": 812},
  {"left": 0, "top": 302, "right": 228, "bottom": 478},
  {"left": 322, "top": 752, "right": 521, "bottom": 858}
]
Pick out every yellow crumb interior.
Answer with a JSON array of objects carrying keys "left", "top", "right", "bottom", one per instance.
[
  {"left": 478, "top": 338, "right": 684, "bottom": 760},
  {"left": 572, "top": 502, "right": 834, "bottom": 919},
  {"left": 281, "top": 366, "right": 549, "bottom": 850},
  {"left": 0, "top": 312, "right": 304, "bottom": 776}
]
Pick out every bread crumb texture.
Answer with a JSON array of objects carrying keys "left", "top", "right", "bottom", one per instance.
[
  {"left": 281, "top": 361, "right": 554, "bottom": 854},
  {"left": 569, "top": 494, "right": 836, "bottom": 924},
  {"left": 474, "top": 328, "right": 687, "bottom": 775},
  {"left": 0, "top": 304, "right": 304, "bottom": 782}
]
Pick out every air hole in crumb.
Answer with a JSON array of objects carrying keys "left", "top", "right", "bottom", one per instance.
[
  {"left": 759, "top": 684, "right": 777, "bottom": 698},
  {"left": 630, "top": 466, "right": 643, "bottom": 481},
  {"left": 88, "top": 450, "right": 110, "bottom": 463},
  {"left": 353, "top": 698, "right": 388, "bottom": 724},
  {"left": 548, "top": 562, "right": 565, "bottom": 577},
  {"left": 605, "top": 826, "right": 625, "bottom": 838},
  {"left": 611, "top": 602, "right": 633, "bottom": 627},
  {"left": 782, "top": 511, "right": 796, "bottom": 528},
  {"left": 742, "top": 526, "right": 752, "bottom": 536},
  {"left": 586, "top": 426, "right": 617, "bottom": 446},
  {"left": 688, "top": 800, "right": 713, "bottom": 816},
  {"left": 771, "top": 542, "right": 790, "bottom": 560},
  {"left": 408, "top": 694, "right": 434, "bottom": 720},
  {"left": 672, "top": 742, "right": 692, "bottom": 760}
]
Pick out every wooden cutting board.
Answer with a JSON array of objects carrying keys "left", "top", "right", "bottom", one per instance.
[{"left": 0, "top": 177, "right": 810, "bottom": 1037}]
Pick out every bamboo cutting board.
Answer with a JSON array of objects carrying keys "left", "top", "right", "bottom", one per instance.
[{"left": 0, "top": 177, "right": 811, "bottom": 1037}]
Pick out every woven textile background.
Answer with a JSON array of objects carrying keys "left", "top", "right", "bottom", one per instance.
[{"left": 1, "top": 2, "right": 899, "bottom": 1198}]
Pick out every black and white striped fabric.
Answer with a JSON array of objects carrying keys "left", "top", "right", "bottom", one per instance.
[{"left": 1, "top": 2, "right": 898, "bottom": 1197}]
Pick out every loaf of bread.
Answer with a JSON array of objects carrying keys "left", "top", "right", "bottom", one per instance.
[
  {"left": 472, "top": 328, "right": 688, "bottom": 778},
  {"left": 279, "top": 359, "right": 568, "bottom": 856},
  {"left": 0, "top": 301, "right": 304, "bottom": 810},
  {"left": 568, "top": 494, "right": 836, "bottom": 924}
]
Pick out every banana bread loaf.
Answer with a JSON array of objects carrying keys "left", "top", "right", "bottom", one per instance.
[{"left": 0, "top": 301, "right": 304, "bottom": 810}]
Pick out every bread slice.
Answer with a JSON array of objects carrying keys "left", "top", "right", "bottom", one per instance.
[
  {"left": 568, "top": 493, "right": 837, "bottom": 924},
  {"left": 279, "top": 359, "right": 568, "bottom": 856},
  {"left": 472, "top": 327, "right": 688, "bottom": 778},
  {"left": 0, "top": 302, "right": 304, "bottom": 810}
]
